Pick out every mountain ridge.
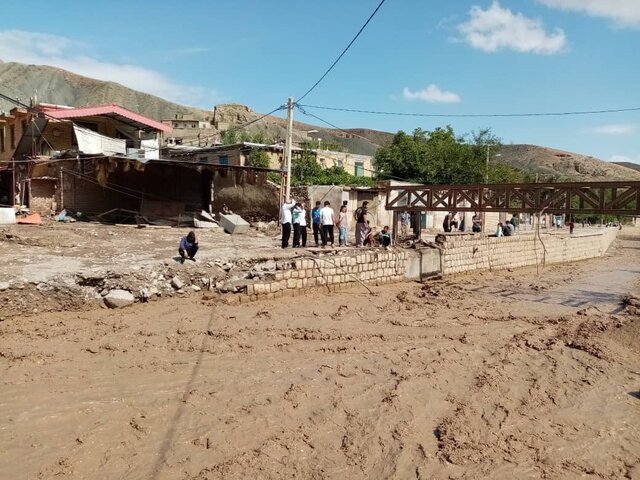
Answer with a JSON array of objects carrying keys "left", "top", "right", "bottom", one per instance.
[{"left": 1, "top": 61, "right": 637, "bottom": 181}]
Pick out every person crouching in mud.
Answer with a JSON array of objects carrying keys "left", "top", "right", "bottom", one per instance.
[{"left": 179, "top": 230, "right": 199, "bottom": 263}]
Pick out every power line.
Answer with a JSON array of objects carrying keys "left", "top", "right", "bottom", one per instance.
[
  {"left": 295, "top": 104, "right": 424, "bottom": 184},
  {"left": 0, "top": 90, "right": 286, "bottom": 154},
  {"left": 297, "top": 0, "right": 386, "bottom": 103},
  {"left": 298, "top": 103, "right": 640, "bottom": 118},
  {"left": 295, "top": 104, "right": 372, "bottom": 142}
]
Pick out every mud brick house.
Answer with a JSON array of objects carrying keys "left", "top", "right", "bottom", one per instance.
[{"left": 1, "top": 103, "right": 283, "bottom": 221}]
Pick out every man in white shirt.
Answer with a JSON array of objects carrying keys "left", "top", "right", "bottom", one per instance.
[
  {"left": 280, "top": 198, "right": 295, "bottom": 248},
  {"left": 320, "top": 201, "right": 335, "bottom": 247}
]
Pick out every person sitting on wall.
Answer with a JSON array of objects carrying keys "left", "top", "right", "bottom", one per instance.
[
  {"left": 472, "top": 213, "right": 482, "bottom": 233},
  {"left": 503, "top": 221, "right": 514, "bottom": 236},
  {"left": 363, "top": 221, "right": 376, "bottom": 247},
  {"left": 378, "top": 226, "right": 392, "bottom": 248},
  {"left": 443, "top": 213, "right": 452, "bottom": 232},
  {"left": 495, "top": 222, "right": 504, "bottom": 237},
  {"left": 179, "top": 230, "right": 199, "bottom": 263}
]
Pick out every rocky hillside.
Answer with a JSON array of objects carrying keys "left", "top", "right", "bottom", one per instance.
[
  {"left": 612, "top": 161, "right": 640, "bottom": 173},
  {"left": 496, "top": 144, "right": 640, "bottom": 181},
  {"left": 0, "top": 61, "right": 210, "bottom": 121},
  {"left": 1, "top": 61, "right": 638, "bottom": 181}
]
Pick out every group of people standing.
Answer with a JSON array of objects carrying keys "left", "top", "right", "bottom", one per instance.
[{"left": 280, "top": 199, "right": 391, "bottom": 249}]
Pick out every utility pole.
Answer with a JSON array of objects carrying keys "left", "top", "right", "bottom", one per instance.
[
  {"left": 485, "top": 144, "right": 490, "bottom": 183},
  {"left": 284, "top": 96, "right": 294, "bottom": 201}
]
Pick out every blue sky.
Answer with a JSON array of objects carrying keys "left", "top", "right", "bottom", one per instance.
[{"left": 0, "top": 0, "right": 638, "bottom": 163}]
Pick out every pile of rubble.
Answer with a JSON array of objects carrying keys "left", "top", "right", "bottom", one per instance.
[{"left": 0, "top": 254, "right": 307, "bottom": 319}]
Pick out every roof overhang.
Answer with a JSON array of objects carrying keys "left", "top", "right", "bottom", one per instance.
[{"left": 41, "top": 104, "right": 173, "bottom": 133}]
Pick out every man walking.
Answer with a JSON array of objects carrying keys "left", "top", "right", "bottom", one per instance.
[
  {"left": 320, "top": 201, "right": 335, "bottom": 247},
  {"left": 311, "top": 201, "right": 322, "bottom": 247},
  {"left": 280, "top": 198, "right": 295, "bottom": 248},
  {"left": 355, "top": 201, "right": 369, "bottom": 247}
]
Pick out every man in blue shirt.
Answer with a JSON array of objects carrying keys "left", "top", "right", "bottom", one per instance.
[
  {"left": 179, "top": 231, "right": 199, "bottom": 263},
  {"left": 311, "top": 201, "right": 322, "bottom": 247}
]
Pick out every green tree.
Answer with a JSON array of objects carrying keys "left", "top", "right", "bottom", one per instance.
[
  {"left": 221, "top": 128, "right": 239, "bottom": 145},
  {"left": 374, "top": 126, "right": 520, "bottom": 185},
  {"left": 223, "top": 128, "right": 270, "bottom": 145},
  {"left": 289, "top": 148, "right": 375, "bottom": 187},
  {"left": 246, "top": 149, "right": 271, "bottom": 169},
  {"left": 304, "top": 139, "right": 346, "bottom": 152},
  {"left": 488, "top": 162, "right": 524, "bottom": 183}
]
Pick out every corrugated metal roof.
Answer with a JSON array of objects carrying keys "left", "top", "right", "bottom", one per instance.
[{"left": 41, "top": 103, "right": 173, "bottom": 133}]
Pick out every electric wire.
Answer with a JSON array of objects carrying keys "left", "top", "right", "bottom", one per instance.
[
  {"left": 297, "top": 0, "right": 386, "bottom": 103},
  {"left": 297, "top": 103, "right": 640, "bottom": 118},
  {"left": 0, "top": 90, "right": 287, "bottom": 154}
]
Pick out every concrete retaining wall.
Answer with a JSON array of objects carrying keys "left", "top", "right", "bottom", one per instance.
[
  {"left": 236, "top": 228, "right": 617, "bottom": 302},
  {"left": 245, "top": 251, "right": 410, "bottom": 301},
  {"left": 440, "top": 227, "right": 618, "bottom": 275}
]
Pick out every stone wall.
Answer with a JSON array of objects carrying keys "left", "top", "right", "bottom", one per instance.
[
  {"left": 245, "top": 251, "right": 409, "bottom": 301},
  {"left": 440, "top": 228, "right": 618, "bottom": 275}
]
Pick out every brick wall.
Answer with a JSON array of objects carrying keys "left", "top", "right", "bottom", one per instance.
[
  {"left": 245, "top": 251, "right": 409, "bottom": 301},
  {"left": 440, "top": 228, "right": 618, "bottom": 275},
  {"left": 28, "top": 178, "right": 57, "bottom": 215}
]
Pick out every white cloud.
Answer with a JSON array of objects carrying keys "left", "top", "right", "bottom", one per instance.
[
  {"left": 609, "top": 154, "right": 640, "bottom": 164},
  {"left": 402, "top": 84, "right": 461, "bottom": 103},
  {"left": 457, "top": 1, "right": 567, "bottom": 54},
  {"left": 0, "top": 29, "right": 217, "bottom": 107},
  {"left": 539, "top": 0, "right": 640, "bottom": 28},
  {"left": 591, "top": 124, "right": 638, "bottom": 135}
]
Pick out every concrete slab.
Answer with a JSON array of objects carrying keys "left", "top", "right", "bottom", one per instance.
[{"left": 219, "top": 214, "right": 250, "bottom": 234}]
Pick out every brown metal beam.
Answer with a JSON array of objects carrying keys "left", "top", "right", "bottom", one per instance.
[{"left": 385, "top": 181, "right": 640, "bottom": 215}]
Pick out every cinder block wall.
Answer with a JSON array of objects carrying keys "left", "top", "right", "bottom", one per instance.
[
  {"left": 245, "top": 251, "right": 409, "bottom": 301},
  {"left": 440, "top": 228, "right": 618, "bottom": 275}
]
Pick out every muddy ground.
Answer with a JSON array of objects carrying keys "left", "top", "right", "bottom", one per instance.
[{"left": 0, "top": 231, "right": 639, "bottom": 479}]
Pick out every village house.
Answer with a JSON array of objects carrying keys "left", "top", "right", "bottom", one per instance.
[
  {"left": 313, "top": 149, "right": 374, "bottom": 178},
  {"left": 162, "top": 113, "right": 219, "bottom": 147},
  {"left": 0, "top": 103, "right": 282, "bottom": 222},
  {"left": 163, "top": 141, "right": 375, "bottom": 178}
]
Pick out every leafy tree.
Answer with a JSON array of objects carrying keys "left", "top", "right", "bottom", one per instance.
[
  {"left": 304, "top": 139, "right": 345, "bottom": 152},
  {"left": 488, "top": 162, "right": 524, "bottom": 183},
  {"left": 288, "top": 148, "right": 375, "bottom": 187},
  {"left": 222, "top": 128, "right": 270, "bottom": 145},
  {"left": 246, "top": 149, "right": 271, "bottom": 169},
  {"left": 374, "top": 126, "right": 522, "bottom": 185},
  {"left": 221, "top": 128, "right": 239, "bottom": 145},
  {"left": 291, "top": 149, "right": 324, "bottom": 183}
]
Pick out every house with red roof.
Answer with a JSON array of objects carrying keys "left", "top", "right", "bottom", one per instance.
[{"left": 1, "top": 103, "right": 281, "bottom": 221}]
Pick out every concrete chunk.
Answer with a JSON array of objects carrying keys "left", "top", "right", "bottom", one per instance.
[
  {"left": 104, "top": 289, "right": 135, "bottom": 309},
  {"left": 219, "top": 214, "right": 250, "bottom": 235}
]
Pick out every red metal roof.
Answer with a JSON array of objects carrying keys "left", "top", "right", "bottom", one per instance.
[{"left": 41, "top": 103, "right": 173, "bottom": 133}]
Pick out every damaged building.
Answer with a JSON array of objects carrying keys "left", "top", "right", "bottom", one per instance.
[{"left": 0, "top": 103, "right": 283, "bottom": 223}]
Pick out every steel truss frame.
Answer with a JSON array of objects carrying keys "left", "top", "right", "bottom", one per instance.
[{"left": 385, "top": 182, "right": 640, "bottom": 215}]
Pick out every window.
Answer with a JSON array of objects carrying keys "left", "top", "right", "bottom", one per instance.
[
  {"left": 218, "top": 155, "right": 229, "bottom": 165},
  {"left": 0, "top": 127, "right": 4, "bottom": 152},
  {"left": 355, "top": 161, "right": 364, "bottom": 177},
  {"left": 10, "top": 125, "right": 15, "bottom": 149},
  {"left": 336, "top": 159, "right": 344, "bottom": 168}
]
